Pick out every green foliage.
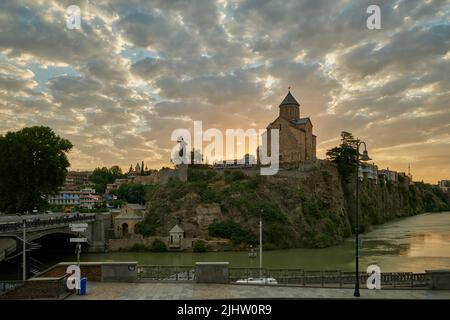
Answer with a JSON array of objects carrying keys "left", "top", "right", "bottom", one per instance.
[
  {"left": 0, "top": 126, "right": 73, "bottom": 213},
  {"left": 129, "top": 243, "right": 147, "bottom": 252},
  {"left": 188, "top": 168, "right": 218, "bottom": 183},
  {"left": 149, "top": 239, "right": 168, "bottom": 252},
  {"left": 247, "top": 201, "right": 286, "bottom": 222},
  {"left": 297, "top": 187, "right": 306, "bottom": 202},
  {"left": 326, "top": 132, "right": 358, "bottom": 182},
  {"left": 224, "top": 170, "right": 246, "bottom": 183},
  {"left": 90, "top": 166, "right": 125, "bottom": 194},
  {"left": 135, "top": 221, "right": 155, "bottom": 237},
  {"left": 245, "top": 176, "right": 261, "bottom": 189},
  {"left": 208, "top": 220, "right": 257, "bottom": 245},
  {"left": 193, "top": 240, "right": 207, "bottom": 252},
  {"left": 118, "top": 183, "right": 146, "bottom": 204}
]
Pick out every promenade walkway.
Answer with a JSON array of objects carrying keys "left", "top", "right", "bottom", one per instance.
[{"left": 67, "top": 282, "right": 450, "bottom": 300}]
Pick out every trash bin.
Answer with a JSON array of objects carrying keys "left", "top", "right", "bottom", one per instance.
[{"left": 79, "top": 277, "right": 87, "bottom": 295}]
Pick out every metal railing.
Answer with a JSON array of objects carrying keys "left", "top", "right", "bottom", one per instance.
[
  {"left": 0, "top": 215, "right": 95, "bottom": 233},
  {"left": 29, "top": 257, "right": 50, "bottom": 276},
  {"left": 138, "top": 265, "right": 195, "bottom": 282},
  {"left": 229, "top": 268, "right": 428, "bottom": 289},
  {"left": 136, "top": 265, "right": 428, "bottom": 289}
]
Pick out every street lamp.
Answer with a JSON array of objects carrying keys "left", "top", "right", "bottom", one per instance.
[{"left": 353, "top": 139, "right": 371, "bottom": 297}]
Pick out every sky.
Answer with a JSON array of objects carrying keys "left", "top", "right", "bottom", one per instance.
[{"left": 0, "top": 0, "right": 449, "bottom": 183}]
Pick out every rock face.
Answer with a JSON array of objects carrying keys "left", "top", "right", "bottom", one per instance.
[
  {"left": 138, "top": 161, "right": 450, "bottom": 249},
  {"left": 195, "top": 204, "right": 222, "bottom": 234}
]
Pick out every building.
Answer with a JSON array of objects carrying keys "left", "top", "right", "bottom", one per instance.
[
  {"left": 378, "top": 168, "right": 398, "bottom": 184},
  {"left": 48, "top": 187, "right": 101, "bottom": 210},
  {"left": 48, "top": 190, "right": 81, "bottom": 207},
  {"left": 264, "top": 90, "right": 316, "bottom": 163},
  {"left": 168, "top": 224, "right": 185, "bottom": 249},
  {"left": 359, "top": 163, "right": 378, "bottom": 182},
  {"left": 438, "top": 180, "right": 450, "bottom": 192},
  {"left": 113, "top": 203, "right": 146, "bottom": 238},
  {"left": 213, "top": 154, "right": 255, "bottom": 169},
  {"left": 65, "top": 171, "right": 92, "bottom": 185},
  {"left": 79, "top": 188, "right": 101, "bottom": 209},
  {"left": 397, "top": 172, "right": 412, "bottom": 186},
  {"left": 105, "top": 178, "right": 133, "bottom": 194},
  {"left": 127, "top": 162, "right": 143, "bottom": 179}
]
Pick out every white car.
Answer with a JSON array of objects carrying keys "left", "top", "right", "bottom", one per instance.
[{"left": 236, "top": 277, "right": 278, "bottom": 285}]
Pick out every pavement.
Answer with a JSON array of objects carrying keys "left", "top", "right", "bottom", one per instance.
[{"left": 67, "top": 282, "right": 450, "bottom": 300}]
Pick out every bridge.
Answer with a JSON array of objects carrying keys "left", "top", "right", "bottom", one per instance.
[{"left": 0, "top": 212, "right": 111, "bottom": 276}]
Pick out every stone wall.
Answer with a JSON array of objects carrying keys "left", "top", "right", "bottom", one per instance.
[
  {"left": 426, "top": 270, "right": 450, "bottom": 290},
  {"left": 40, "top": 263, "right": 102, "bottom": 281},
  {"left": 132, "top": 165, "right": 187, "bottom": 185},
  {"left": 38, "top": 262, "right": 138, "bottom": 282},
  {"left": 108, "top": 235, "right": 230, "bottom": 251}
]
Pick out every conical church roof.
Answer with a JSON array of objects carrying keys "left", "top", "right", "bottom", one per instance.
[{"left": 279, "top": 91, "right": 300, "bottom": 107}]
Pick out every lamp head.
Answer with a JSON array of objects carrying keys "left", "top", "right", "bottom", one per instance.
[{"left": 361, "top": 150, "right": 371, "bottom": 161}]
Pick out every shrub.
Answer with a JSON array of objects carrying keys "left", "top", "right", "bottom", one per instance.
[
  {"left": 193, "top": 240, "right": 207, "bottom": 252},
  {"left": 188, "top": 168, "right": 218, "bottom": 183},
  {"left": 247, "top": 201, "right": 286, "bottom": 222},
  {"left": 129, "top": 243, "right": 147, "bottom": 252},
  {"left": 224, "top": 170, "right": 246, "bottom": 183},
  {"left": 208, "top": 220, "right": 257, "bottom": 245},
  {"left": 149, "top": 239, "right": 168, "bottom": 252}
]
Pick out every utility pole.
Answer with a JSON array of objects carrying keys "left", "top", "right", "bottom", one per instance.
[
  {"left": 22, "top": 218, "right": 26, "bottom": 281},
  {"left": 259, "top": 215, "right": 263, "bottom": 279}
]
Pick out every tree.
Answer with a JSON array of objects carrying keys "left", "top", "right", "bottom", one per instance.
[
  {"left": 118, "top": 183, "right": 146, "bottom": 204},
  {"left": 90, "top": 165, "right": 124, "bottom": 194},
  {"left": 109, "top": 165, "right": 123, "bottom": 177},
  {"left": 0, "top": 126, "right": 73, "bottom": 213},
  {"left": 326, "top": 131, "right": 358, "bottom": 182}
]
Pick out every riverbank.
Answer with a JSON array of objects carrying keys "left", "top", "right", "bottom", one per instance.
[
  {"left": 39, "top": 211, "right": 450, "bottom": 273},
  {"left": 67, "top": 282, "right": 450, "bottom": 300}
]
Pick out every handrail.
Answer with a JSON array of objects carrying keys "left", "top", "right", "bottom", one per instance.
[{"left": 0, "top": 215, "right": 95, "bottom": 233}]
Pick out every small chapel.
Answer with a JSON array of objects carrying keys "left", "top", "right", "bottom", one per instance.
[{"left": 265, "top": 90, "right": 317, "bottom": 163}]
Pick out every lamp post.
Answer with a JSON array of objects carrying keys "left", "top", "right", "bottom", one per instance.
[
  {"left": 16, "top": 213, "right": 27, "bottom": 281},
  {"left": 259, "top": 209, "right": 263, "bottom": 279},
  {"left": 353, "top": 139, "right": 371, "bottom": 297},
  {"left": 22, "top": 218, "right": 26, "bottom": 281}
]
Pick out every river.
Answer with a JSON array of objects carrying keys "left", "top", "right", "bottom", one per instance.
[{"left": 47, "top": 211, "right": 450, "bottom": 273}]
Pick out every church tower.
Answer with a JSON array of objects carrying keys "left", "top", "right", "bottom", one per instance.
[{"left": 279, "top": 90, "right": 300, "bottom": 121}]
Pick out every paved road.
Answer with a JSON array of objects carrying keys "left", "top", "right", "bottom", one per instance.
[{"left": 67, "top": 282, "right": 450, "bottom": 300}]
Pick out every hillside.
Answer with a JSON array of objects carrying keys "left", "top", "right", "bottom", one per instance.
[{"left": 136, "top": 161, "right": 450, "bottom": 249}]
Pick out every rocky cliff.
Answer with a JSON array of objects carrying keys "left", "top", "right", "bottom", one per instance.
[{"left": 136, "top": 161, "right": 450, "bottom": 249}]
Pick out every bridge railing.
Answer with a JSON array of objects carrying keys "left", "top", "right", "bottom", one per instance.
[{"left": 0, "top": 215, "right": 95, "bottom": 233}]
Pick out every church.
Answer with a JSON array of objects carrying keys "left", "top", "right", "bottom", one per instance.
[{"left": 265, "top": 90, "right": 317, "bottom": 163}]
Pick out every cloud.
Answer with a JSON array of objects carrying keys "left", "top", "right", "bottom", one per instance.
[{"left": 0, "top": 0, "right": 448, "bottom": 183}]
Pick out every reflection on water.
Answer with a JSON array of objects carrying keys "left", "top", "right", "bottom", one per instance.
[{"left": 51, "top": 211, "right": 450, "bottom": 273}]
